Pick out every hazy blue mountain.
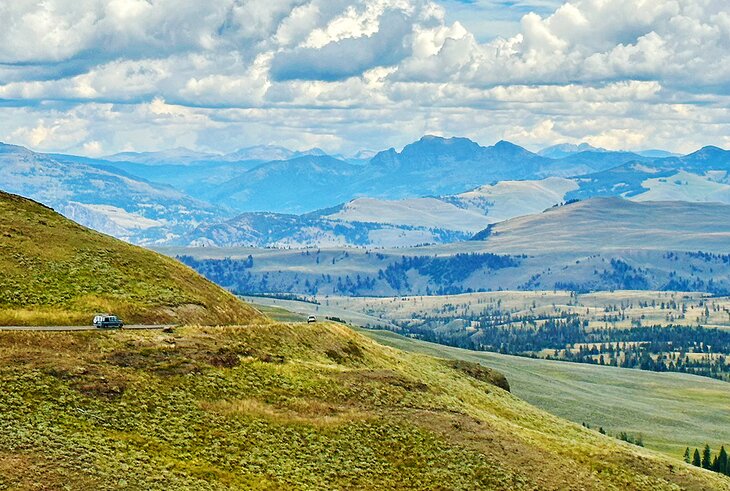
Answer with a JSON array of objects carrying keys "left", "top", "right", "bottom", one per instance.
[
  {"left": 0, "top": 142, "right": 223, "bottom": 244},
  {"left": 538, "top": 142, "right": 605, "bottom": 159},
  {"left": 87, "top": 159, "right": 260, "bottom": 197},
  {"left": 220, "top": 145, "right": 329, "bottom": 162},
  {"left": 5, "top": 137, "right": 729, "bottom": 249},
  {"left": 205, "top": 136, "right": 680, "bottom": 214},
  {"left": 207, "top": 136, "right": 575, "bottom": 213},
  {"left": 566, "top": 146, "right": 730, "bottom": 202},
  {"left": 93, "top": 146, "right": 341, "bottom": 199},
  {"left": 104, "top": 147, "right": 220, "bottom": 165},
  {"left": 636, "top": 149, "right": 681, "bottom": 158},
  {"left": 208, "top": 155, "right": 364, "bottom": 213},
  {"left": 551, "top": 150, "right": 652, "bottom": 175}
]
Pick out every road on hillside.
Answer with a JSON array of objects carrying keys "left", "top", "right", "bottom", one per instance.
[{"left": 0, "top": 325, "right": 174, "bottom": 331}]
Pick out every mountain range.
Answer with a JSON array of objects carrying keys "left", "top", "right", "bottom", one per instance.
[{"left": 2, "top": 136, "right": 729, "bottom": 247}]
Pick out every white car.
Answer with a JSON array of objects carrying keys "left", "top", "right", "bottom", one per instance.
[{"left": 307, "top": 315, "right": 316, "bottom": 323}]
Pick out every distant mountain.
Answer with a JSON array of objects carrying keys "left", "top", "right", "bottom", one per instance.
[
  {"left": 80, "top": 159, "right": 260, "bottom": 197},
  {"left": 538, "top": 142, "right": 605, "bottom": 159},
  {"left": 0, "top": 142, "right": 223, "bottom": 244},
  {"left": 104, "top": 147, "right": 220, "bottom": 165},
  {"left": 208, "top": 155, "right": 364, "bottom": 213},
  {"left": 220, "top": 145, "right": 296, "bottom": 162},
  {"left": 551, "top": 150, "right": 652, "bottom": 175},
  {"left": 5, "top": 137, "right": 730, "bottom": 249},
  {"left": 539, "top": 143, "right": 679, "bottom": 160},
  {"left": 635, "top": 149, "right": 680, "bottom": 158},
  {"left": 566, "top": 145, "right": 730, "bottom": 202},
  {"left": 51, "top": 137, "right": 715, "bottom": 221},
  {"left": 206, "top": 136, "right": 581, "bottom": 213},
  {"left": 220, "top": 145, "right": 329, "bottom": 162}
]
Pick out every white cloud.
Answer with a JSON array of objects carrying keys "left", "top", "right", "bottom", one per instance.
[{"left": 0, "top": 0, "right": 727, "bottom": 155}]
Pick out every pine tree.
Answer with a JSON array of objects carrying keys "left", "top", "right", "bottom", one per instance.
[
  {"left": 692, "top": 448, "right": 702, "bottom": 467},
  {"left": 717, "top": 445, "right": 728, "bottom": 475},
  {"left": 701, "top": 444, "right": 712, "bottom": 469},
  {"left": 683, "top": 447, "right": 691, "bottom": 463}
]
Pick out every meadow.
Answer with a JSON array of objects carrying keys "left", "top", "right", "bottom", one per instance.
[
  {"left": 361, "top": 328, "right": 730, "bottom": 458},
  {"left": 0, "top": 321, "right": 727, "bottom": 490},
  {"left": 247, "top": 295, "right": 730, "bottom": 459}
]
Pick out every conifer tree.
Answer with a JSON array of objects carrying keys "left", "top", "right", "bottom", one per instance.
[
  {"left": 683, "top": 447, "right": 691, "bottom": 463},
  {"left": 701, "top": 444, "right": 712, "bottom": 469},
  {"left": 716, "top": 445, "right": 728, "bottom": 475},
  {"left": 692, "top": 448, "right": 702, "bottom": 467}
]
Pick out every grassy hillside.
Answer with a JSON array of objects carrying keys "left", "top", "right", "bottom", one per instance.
[
  {"left": 0, "top": 191, "right": 260, "bottom": 326},
  {"left": 0, "top": 321, "right": 727, "bottom": 490},
  {"left": 473, "top": 198, "right": 730, "bottom": 254},
  {"left": 361, "top": 328, "right": 730, "bottom": 458}
]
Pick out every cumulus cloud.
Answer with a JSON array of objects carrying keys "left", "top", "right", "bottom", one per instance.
[
  {"left": 0, "top": 0, "right": 728, "bottom": 154},
  {"left": 270, "top": 9, "right": 414, "bottom": 81}
]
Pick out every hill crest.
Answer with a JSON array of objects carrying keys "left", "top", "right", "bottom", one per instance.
[{"left": 0, "top": 191, "right": 260, "bottom": 326}]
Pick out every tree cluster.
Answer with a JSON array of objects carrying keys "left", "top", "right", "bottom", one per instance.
[{"left": 684, "top": 444, "right": 729, "bottom": 476}]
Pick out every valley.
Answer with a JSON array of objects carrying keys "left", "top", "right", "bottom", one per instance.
[
  {"left": 321, "top": 291, "right": 730, "bottom": 381},
  {"left": 160, "top": 198, "right": 730, "bottom": 298},
  {"left": 5, "top": 1, "right": 730, "bottom": 487}
]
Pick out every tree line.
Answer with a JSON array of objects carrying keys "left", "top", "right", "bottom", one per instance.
[{"left": 684, "top": 444, "right": 729, "bottom": 476}]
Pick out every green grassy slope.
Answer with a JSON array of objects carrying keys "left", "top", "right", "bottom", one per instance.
[
  {"left": 361, "top": 328, "right": 730, "bottom": 458},
  {"left": 0, "top": 322, "right": 727, "bottom": 490},
  {"left": 0, "top": 191, "right": 261, "bottom": 325}
]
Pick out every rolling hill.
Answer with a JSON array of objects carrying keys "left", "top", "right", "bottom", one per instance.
[
  {"left": 360, "top": 327, "right": 730, "bottom": 458},
  {"left": 163, "top": 197, "right": 730, "bottom": 296},
  {"left": 180, "top": 177, "right": 577, "bottom": 248},
  {"left": 0, "top": 321, "right": 726, "bottom": 489},
  {"left": 0, "top": 191, "right": 260, "bottom": 326},
  {"left": 236, "top": 296, "right": 730, "bottom": 458},
  {"left": 472, "top": 197, "right": 730, "bottom": 253}
]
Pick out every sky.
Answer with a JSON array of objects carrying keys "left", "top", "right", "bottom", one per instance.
[{"left": 0, "top": 0, "right": 728, "bottom": 156}]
